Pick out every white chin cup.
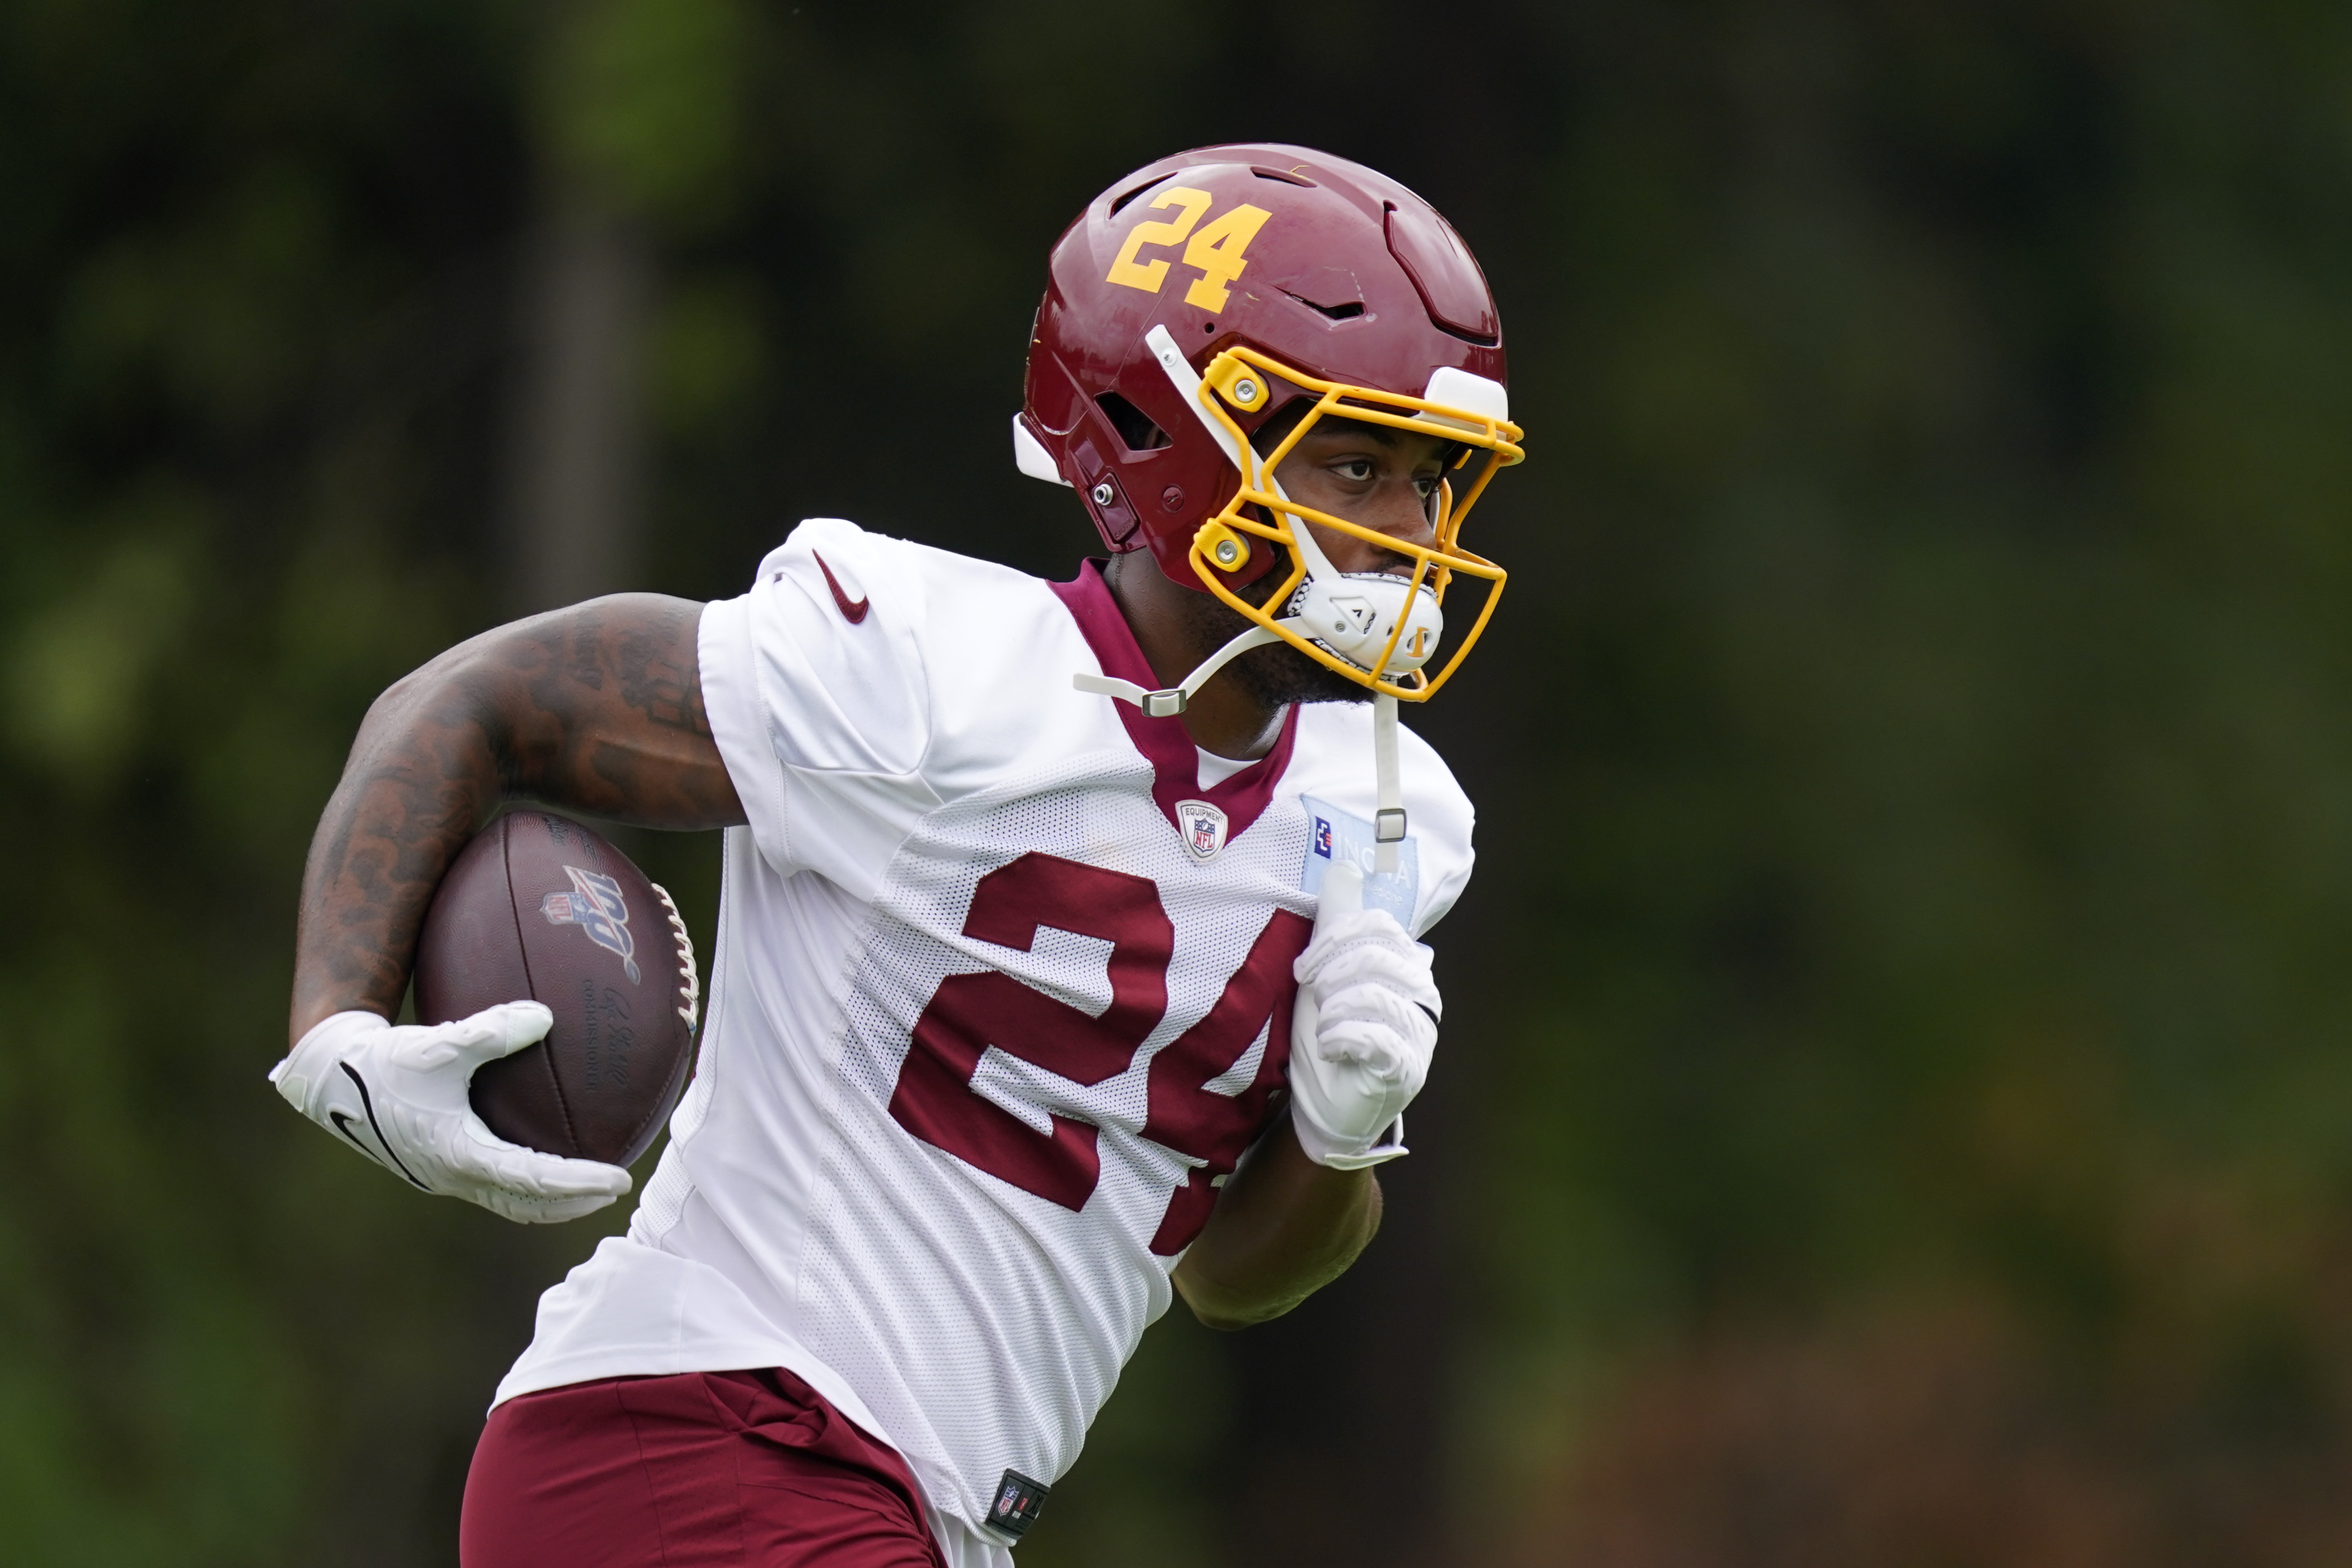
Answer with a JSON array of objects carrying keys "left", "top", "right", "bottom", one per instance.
[{"left": 1286, "top": 571, "right": 1445, "bottom": 675}]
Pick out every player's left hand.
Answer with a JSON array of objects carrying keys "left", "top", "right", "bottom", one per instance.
[{"left": 1288, "top": 867, "right": 1440, "bottom": 1169}]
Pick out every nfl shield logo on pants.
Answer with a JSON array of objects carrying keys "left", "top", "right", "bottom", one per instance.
[{"left": 1174, "top": 799, "right": 1229, "bottom": 862}]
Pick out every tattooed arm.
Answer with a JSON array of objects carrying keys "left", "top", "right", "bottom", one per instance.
[{"left": 289, "top": 595, "right": 744, "bottom": 1047}]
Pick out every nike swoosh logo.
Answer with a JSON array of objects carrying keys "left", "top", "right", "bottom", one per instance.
[
  {"left": 812, "top": 551, "right": 869, "bottom": 624},
  {"left": 339, "top": 1062, "right": 430, "bottom": 1190},
  {"left": 329, "top": 1111, "right": 386, "bottom": 1167}
]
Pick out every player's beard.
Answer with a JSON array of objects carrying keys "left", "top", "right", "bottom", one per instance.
[{"left": 1182, "top": 561, "right": 1372, "bottom": 708}]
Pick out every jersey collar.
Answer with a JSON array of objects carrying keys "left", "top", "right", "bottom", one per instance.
[{"left": 1051, "top": 561, "right": 1299, "bottom": 845}]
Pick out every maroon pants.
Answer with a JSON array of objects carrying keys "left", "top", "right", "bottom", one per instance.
[{"left": 461, "top": 1369, "right": 947, "bottom": 1567}]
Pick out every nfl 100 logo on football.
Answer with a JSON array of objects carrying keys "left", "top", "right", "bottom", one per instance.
[{"left": 541, "top": 865, "right": 642, "bottom": 983}]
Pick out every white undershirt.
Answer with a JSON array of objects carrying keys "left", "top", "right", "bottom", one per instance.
[{"left": 1196, "top": 747, "right": 1254, "bottom": 789}]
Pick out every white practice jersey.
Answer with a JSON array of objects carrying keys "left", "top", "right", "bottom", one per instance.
[{"left": 496, "top": 518, "right": 1475, "bottom": 1564}]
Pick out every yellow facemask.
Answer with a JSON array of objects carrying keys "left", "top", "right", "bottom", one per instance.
[{"left": 1151, "top": 331, "right": 1523, "bottom": 704}]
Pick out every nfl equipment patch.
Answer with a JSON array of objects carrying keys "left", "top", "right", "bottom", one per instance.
[
  {"left": 985, "top": 1469, "right": 1050, "bottom": 1540},
  {"left": 1299, "top": 793, "right": 1419, "bottom": 923},
  {"left": 1173, "top": 797, "right": 1230, "bottom": 862}
]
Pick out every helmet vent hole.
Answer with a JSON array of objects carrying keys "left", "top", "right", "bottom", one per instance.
[
  {"left": 1108, "top": 177, "right": 1167, "bottom": 217},
  {"left": 1251, "top": 166, "right": 1318, "bottom": 187},
  {"left": 1281, "top": 288, "right": 1365, "bottom": 322},
  {"left": 1095, "top": 392, "right": 1171, "bottom": 453},
  {"left": 1431, "top": 317, "right": 1500, "bottom": 347}
]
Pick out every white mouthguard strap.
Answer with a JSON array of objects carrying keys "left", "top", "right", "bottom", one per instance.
[{"left": 1373, "top": 694, "right": 1405, "bottom": 873}]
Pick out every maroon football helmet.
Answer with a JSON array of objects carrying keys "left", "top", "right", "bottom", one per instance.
[{"left": 1018, "top": 143, "right": 1522, "bottom": 703}]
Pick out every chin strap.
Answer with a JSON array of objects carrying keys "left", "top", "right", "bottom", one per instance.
[
  {"left": 1069, "top": 646, "right": 1411, "bottom": 873},
  {"left": 1071, "top": 623, "right": 1284, "bottom": 717}
]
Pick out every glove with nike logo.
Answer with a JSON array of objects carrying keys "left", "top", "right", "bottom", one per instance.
[
  {"left": 1287, "top": 863, "right": 1441, "bottom": 1170},
  {"left": 268, "top": 1002, "right": 632, "bottom": 1224}
]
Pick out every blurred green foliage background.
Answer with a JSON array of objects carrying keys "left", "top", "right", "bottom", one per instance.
[{"left": 7, "top": 1, "right": 2352, "bottom": 1564}]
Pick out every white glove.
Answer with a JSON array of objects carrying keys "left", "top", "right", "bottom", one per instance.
[
  {"left": 1287, "top": 863, "right": 1441, "bottom": 1169},
  {"left": 268, "top": 1003, "right": 632, "bottom": 1224}
]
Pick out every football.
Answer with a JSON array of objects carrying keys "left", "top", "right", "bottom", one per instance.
[{"left": 413, "top": 810, "right": 699, "bottom": 1167}]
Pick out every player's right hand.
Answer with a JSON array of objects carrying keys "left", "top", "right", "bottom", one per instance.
[{"left": 268, "top": 1003, "right": 633, "bottom": 1225}]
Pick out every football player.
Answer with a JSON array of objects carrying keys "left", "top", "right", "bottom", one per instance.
[{"left": 271, "top": 143, "right": 1521, "bottom": 1567}]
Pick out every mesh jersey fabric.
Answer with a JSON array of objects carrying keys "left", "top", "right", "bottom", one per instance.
[{"left": 492, "top": 519, "right": 1476, "bottom": 1561}]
